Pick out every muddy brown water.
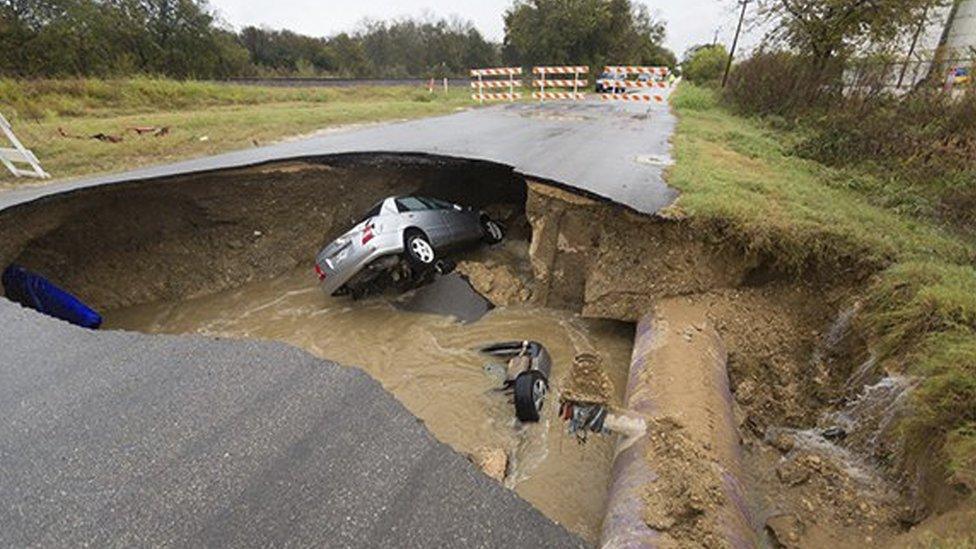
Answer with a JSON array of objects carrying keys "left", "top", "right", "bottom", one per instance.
[{"left": 105, "top": 267, "right": 634, "bottom": 543}]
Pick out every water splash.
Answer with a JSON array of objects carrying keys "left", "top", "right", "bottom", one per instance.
[
  {"left": 828, "top": 375, "right": 919, "bottom": 460},
  {"left": 845, "top": 353, "right": 879, "bottom": 394}
]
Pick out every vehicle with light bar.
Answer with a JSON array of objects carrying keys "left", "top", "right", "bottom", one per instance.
[{"left": 314, "top": 195, "right": 504, "bottom": 298}]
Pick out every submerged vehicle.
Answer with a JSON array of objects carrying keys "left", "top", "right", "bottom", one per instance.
[
  {"left": 480, "top": 340, "right": 551, "bottom": 422},
  {"left": 315, "top": 195, "right": 504, "bottom": 297}
]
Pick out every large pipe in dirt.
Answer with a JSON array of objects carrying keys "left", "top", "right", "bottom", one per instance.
[{"left": 600, "top": 299, "right": 758, "bottom": 548}]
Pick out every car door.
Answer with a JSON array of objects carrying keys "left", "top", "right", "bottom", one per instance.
[
  {"left": 422, "top": 198, "right": 467, "bottom": 246},
  {"left": 422, "top": 197, "right": 468, "bottom": 248},
  {"left": 397, "top": 196, "right": 449, "bottom": 248}
]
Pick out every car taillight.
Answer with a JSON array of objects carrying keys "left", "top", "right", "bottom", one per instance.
[
  {"left": 361, "top": 222, "right": 375, "bottom": 245},
  {"left": 314, "top": 264, "right": 326, "bottom": 281}
]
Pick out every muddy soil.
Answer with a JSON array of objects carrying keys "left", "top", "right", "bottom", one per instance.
[
  {"left": 104, "top": 265, "right": 634, "bottom": 543},
  {"left": 522, "top": 182, "right": 968, "bottom": 547}
]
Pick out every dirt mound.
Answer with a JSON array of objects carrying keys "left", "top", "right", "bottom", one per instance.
[
  {"left": 560, "top": 353, "right": 614, "bottom": 405},
  {"left": 455, "top": 259, "right": 532, "bottom": 306},
  {"left": 641, "top": 418, "right": 728, "bottom": 548}
]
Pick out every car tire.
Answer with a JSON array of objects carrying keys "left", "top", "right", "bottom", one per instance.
[
  {"left": 481, "top": 217, "right": 504, "bottom": 245},
  {"left": 404, "top": 230, "right": 436, "bottom": 268},
  {"left": 514, "top": 371, "right": 547, "bottom": 422}
]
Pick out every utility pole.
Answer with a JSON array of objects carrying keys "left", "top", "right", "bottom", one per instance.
[
  {"left": 722, "top": 0, "right": 751, "bottom": 88},
  {"left": 898, "top": 6, "right": 930, "bottom": 89}
]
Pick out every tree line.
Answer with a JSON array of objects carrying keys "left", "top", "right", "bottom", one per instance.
[{"left": 0, "top": 0, "right": 675, "bottom": 79}]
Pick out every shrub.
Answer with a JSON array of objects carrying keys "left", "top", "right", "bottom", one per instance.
[
  {"left": 723, "top": 51, "right": 840, "bottom": 118},
  {"left": 682, "top": 45, "right": 727, "bottom": 85},
  {"left": 797, "top": 88, "right": 976, "bottom": 182},
  {"left": 670, "top": 83, "right": 717, "bottom": 111}
]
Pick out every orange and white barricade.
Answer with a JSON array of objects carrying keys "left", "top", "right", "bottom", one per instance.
[
  {"left": 598, "top": 66, "right": 672, "bottom": 103},
  {"left": 532, "top": 66, "right": 588, "bottom": 101},
  {"left": 471, "top": 67, "right": 522, "bottom": 102}
]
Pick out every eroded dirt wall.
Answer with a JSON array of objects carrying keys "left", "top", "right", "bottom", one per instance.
[
  {"left": 522, "top": 181, "right": 968, "bottom": 545},
  {"left": 0, "top": 155, "right": 525, "bottom": 311},
  {"left": 526, "top": 182, "right": 754, "bottom": 320},
  {"left": 525, "top": 180, "right": 848, "bottom": 428}
]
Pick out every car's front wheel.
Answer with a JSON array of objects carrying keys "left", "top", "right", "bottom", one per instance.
[{"left": 404, "top": 231, "right": 436, "bottom": 268}]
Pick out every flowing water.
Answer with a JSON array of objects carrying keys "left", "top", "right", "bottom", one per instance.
[{"left": 105, "top": 267, "right": 634, "bottom": 543}]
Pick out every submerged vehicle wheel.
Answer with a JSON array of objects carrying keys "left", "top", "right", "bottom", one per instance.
[
  {"left": 405, "top": 231, "right": 436, "bottom": 268},
  {"left": 514, "top": 371, "right": 548, "bottom": 422},
  {"left": 481, "top": 217, "right": 504, "bottom": 244}
]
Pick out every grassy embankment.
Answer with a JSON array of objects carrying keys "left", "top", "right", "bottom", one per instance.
[
  {"left": 0, "top": 78, "right": 475, "bottom": 183},
  {"left": 669, "top": 84, "right": 975, "bottom": 492}
]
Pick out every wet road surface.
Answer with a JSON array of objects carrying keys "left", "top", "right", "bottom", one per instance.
[{"left": 1, "top": 98, "right": 678, "bottom": 215}]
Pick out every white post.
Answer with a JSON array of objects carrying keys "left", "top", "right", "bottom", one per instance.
[
  {"left": 573, "top": 68, "right": 579, "bottom": 100},
  {"left": 540, "top": 68, "right": 546, "bottom": 103},
  {"left": 478, "top": 73, "right": 484, "bottom": 104},
  {"left": 509, "top": 72, "right": 514, "bottom": 102},
  {"left": 443, "top": 77, "right": 448, "bottom": 93}
]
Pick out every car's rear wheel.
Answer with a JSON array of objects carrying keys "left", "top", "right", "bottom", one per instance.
[
  {"left": 404, "top": 231, "right": 436, "bottom": 268},
  {"left": 481, "top": 217, "right": 504, "bottom": 244}
]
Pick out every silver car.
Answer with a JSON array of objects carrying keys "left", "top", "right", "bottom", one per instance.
[{"left": 315, "top": 195, "right": 504, "bottom": 297}]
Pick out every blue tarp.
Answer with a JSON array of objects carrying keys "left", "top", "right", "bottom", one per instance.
[{"left": 2, "top": 264, "right": 102, "bottom": 329}]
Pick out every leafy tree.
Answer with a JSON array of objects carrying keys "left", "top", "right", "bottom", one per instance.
[
  {"left": 682, "top": 44, "right": 728, "bottom": 84},
  {"left": 239, "top": 26, "right": 335, "bottom": 74},
  {"left": 328, "top": 33, "right": 372, "bottom": 77},
  {"left": 753, "top": 0, "right": 947, "bottom": 68},
  {"left": 502, "top": 0, "right": 674, "bottom": 71},
  {"left": 237, "top": 16, "right": 499, "bottom": 78},
  {"left": 0, "top": 0, "right": 250, "bottom": 78},
  {"left": 0, "top": 3, "right": 498, "bottom": 79}
]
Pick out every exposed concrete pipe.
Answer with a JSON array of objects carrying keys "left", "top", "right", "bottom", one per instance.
[{"left": 600, "top": 299, "right": 758, "bottom": 548}]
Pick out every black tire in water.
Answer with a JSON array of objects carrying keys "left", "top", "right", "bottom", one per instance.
[
  {"left": 404, "top": 230, "right": 436, "bottom": 268},
  {"left": 514, "top": 371, "right": 548, "bottom": 422},
  {"left": 481, "top": 217, "right": 504, "bottom": 245}
]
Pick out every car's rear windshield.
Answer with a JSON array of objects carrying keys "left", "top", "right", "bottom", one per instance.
[{"left": 357, "top": 201, "right": 384, "bottom": 223}]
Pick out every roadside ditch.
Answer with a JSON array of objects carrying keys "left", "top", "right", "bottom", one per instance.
[{"left": 0, "top": 155, "right": 959, "bottom": 546}]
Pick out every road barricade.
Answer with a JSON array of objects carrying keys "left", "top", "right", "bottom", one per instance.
[
  {"left": 470, "top": 67, "right": 522, "bottom": 102},
  {"left": 598, "top": 66, "right": 671, "bottom": 103},
  {"left": 532, "top": 66, "right": 588, "bottom": 101}
]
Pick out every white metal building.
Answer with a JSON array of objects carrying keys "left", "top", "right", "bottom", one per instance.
[{"left": 943, "top": 0, "right": 976, "bottom": 58}]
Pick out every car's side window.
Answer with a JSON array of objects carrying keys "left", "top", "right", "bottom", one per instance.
[
  {"left": 424, "top": 197, "right": 454, "bottom": 210},
  {"left": 395, "top": 197, "right": 430, "bottom": 212}
]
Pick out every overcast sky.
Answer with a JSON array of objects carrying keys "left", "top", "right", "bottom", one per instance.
[{"left": 210, "top": 0, "right": 763, "bottom": 60}]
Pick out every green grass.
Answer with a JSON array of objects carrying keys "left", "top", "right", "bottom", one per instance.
[
  {"left": 0, "top": 77, "right": 475, "bottom": 183},
  {"left": 670, "top": 83, "right": 976, "bottom": 491}
]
